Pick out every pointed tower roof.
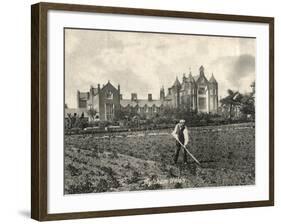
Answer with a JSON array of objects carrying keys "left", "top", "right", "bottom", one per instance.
[
  {"left": 199, "top": 65, "right": 205, "bottom": 76},
  {"left": 182, "top": 73, "right": 186, "bottom": 82},
  {"left": 196, "top": 65, "right": 209, "bottom": 84},
  {"left": 209, "top": 73, "right": 217, "bottom": 84},
  {"left": 173, "top": 76, "right": 181, "bottom": 87},
  {"left": 186, "top": 71, "right": 195, "bottom": 83}
]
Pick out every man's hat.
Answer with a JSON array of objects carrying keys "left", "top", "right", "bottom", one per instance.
[{"left": 179, "top": 119, "right": 185, "bottom": 123}]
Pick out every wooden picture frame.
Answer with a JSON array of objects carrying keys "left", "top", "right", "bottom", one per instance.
[{"left": 31, "top": 2, "right": 274, "bottom": 221}]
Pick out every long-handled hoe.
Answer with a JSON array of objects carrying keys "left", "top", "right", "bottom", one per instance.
[{"left": 172, "top": 134, "right": 201, "bottom": 166}]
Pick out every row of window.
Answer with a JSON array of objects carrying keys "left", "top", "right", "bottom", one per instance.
[
  {"left": 180, "top": 87, "right": 217, "bottom": 95},
  {"left": 121, "top": 106, "right": 162, "bottom": 113}
]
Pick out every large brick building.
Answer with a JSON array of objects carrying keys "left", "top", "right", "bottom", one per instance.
[{"left": 71, "top": 65, "right": 218, "bottom": 121}]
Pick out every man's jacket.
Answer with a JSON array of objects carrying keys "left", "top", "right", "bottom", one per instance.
[{"left": 171, "top": 124, "right": 189, "bottom": 146}]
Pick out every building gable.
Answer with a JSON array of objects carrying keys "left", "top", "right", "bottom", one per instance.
[
  {"left": 196, "top": 75, "right": 209, "bottom": 85},
  {"left": 100, "top": 81, "right": 119, "bottom": 95}
]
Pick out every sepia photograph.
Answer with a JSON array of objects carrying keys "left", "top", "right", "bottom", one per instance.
[{"left": 64, "top": 28, "right": 256, "bottom": 194}]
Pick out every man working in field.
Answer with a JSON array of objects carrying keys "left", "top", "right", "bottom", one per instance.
[{"left": 172, "top": 119, "right": 190, "bottom": 164}]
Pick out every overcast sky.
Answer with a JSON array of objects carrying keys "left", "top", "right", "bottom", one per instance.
[{"left": 65, "top": 29, "right": 255, "bottom": 108}]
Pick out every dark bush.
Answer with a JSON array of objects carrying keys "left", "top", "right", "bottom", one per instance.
[{"left": 174, "top": 182, "right": 183, "bottom": 189}]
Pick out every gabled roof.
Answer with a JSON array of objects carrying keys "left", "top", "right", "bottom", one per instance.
[
  {"left": 185, "top": 72, "right": 195, "bottom": 83},
  {"left": 195, "top": 66, "right": 209, "bottom": 84},
  {"left": 101, "top": 81, "right": 118, "bottom": 92},
  {"left": 181, "top": 78, "right": 196, "bottom": 92},
  {"left": 196, "top": 74, "right": 209, "bottom": 84}
]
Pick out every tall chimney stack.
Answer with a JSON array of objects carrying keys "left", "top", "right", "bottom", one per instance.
[
  {"left": 118, "top": 84, "right": 120, "bottom": 93},
  {"left": 148, "top": 93, "right": 152, "bottom": 101},
  {"left": 131, "top": 93, "right": 137, "bottom": 101}
]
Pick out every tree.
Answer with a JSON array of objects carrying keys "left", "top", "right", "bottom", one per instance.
[
  {"left": 114, "top": 107, "right": 138, "bottom": 121},
  {"left": 160, "top": 106, "right": 176, "bottom": 118},
  {"left": 220, "top": 89, "right": 243, "bottom": 120},
  {"left": 240, "top": 94, "right": 255, "bottom": 119}
]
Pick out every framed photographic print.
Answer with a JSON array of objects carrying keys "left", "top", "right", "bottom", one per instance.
[{"left": 31, "top": 2, "right": 274, "bottom": 221}]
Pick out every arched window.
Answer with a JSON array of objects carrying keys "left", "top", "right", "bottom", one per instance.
[
  {"left": 106, "top": 91, "right": 113, "bottom": 99},
  {"left": 198, "top": 86, "right": 206, "bottom": 94}
]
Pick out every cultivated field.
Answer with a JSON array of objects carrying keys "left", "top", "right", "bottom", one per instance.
[{"left": 64, "top": 123, "right": 255, "bottom": 194}]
